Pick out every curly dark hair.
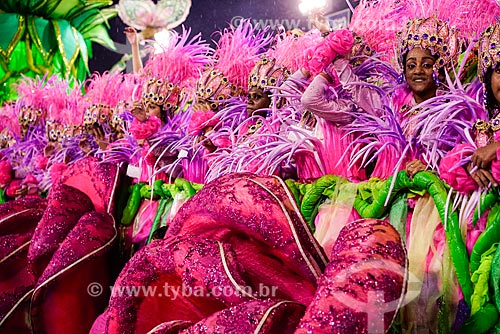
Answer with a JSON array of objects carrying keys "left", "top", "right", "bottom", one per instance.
[{"left": 484, "top": 65, "right": 500, "bottom": 119}]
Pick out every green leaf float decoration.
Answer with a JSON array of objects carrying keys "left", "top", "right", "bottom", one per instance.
[
  {"left": 300, "top": 174, "right": 339, "bottom": 223},
  {"left": 348, "top": 171, "right": 473, "bottom": 309},
  {"left": 0, "top": 0, "right": 117, "bottom": 103}
]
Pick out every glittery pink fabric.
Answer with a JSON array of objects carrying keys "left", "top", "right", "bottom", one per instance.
[
  {"left": 59, "top": 157, "right": 120, "bottom": 214},
  {"left": 97, "top": 174, "right": 407, "bottom": 333},
  {"left": 1, "top": 158, "right": 121, "bottom": 333},
  {"left": 0, "top": 198, "right": 47, "bottom": 329},
  {"left": 0, "top": 232, "right": 32, "bottom": 262},
  {"left": 0, "top": 206, "right": 45, "bottom": 237},
  {"left": 28, "top": 182, "right": 95, "bottom": 279},
  {"left": 170, "top": 236, "right": 251, "bottom": 306},
  {"left": 167, "top": 173, "right": 327, "bottom": 305},
  {"left": 104, "top": 237, "right": 228, "bottom": 334},
  {"left": 30, "top": 211, "right": 116, "bottom": 334},
  {"left": 181, "top": 299, "right": 305, "bottom": 334},
  {"left": 295, "top": 219, "right": 406, "bottom": 334},
  {"left": 146, "top": 320, "right": 193, "bottom": 334},
  {"left": 0, "top": 197, "right": 47, "bottom": 222},
  {"left": 0, "top": 234, "right": 34, "bottom": 325}
]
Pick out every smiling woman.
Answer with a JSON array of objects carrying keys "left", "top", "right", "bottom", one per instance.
[
  {"left": 403, "top": 47, "right": 439, "bottom": 104},
  {"left": 393, "top": 16, "right": 461, "bottom": 177}
]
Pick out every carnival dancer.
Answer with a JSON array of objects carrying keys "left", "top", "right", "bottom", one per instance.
[
  {"left": 438, "top": 23, "right": 500, "bottom": 333},
  {"left": 202, "top": 27, "right": 324, "bottom": 182},
  {"left": 188, "top": 19, "right": 273, "bottom": 181}
]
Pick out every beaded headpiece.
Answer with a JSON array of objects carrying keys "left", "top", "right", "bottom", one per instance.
[
  {"left": 397, "top": 17, "right": 461, "bottom": 71},
  {"left": 195, "top": 19, "right": 272, "bottom": 110},
  {"left": 141, "top": 28, "right": 211, "bottom": 115},
  {"left": 248, "top": 57, "right": 292, "bottom": 92},
  {"left": 46, "top": 120, "right": 82, "bottom": 143},
  {"left": 248, "top": 29, "right": 322, "bottom": 92},
  {"left": 195, "top": 69, "right": 241, "bottom": 111},
  {"left": 141, "top": 77, "right": 183, "bottom": 112},
  {"left": 479, "top": 23, "right": 500, "bottom": 82},
  {"left": 83, "top": 103, "right": 111, "bottom": 126},
  {"left": 83, "top": 72, "right": 138, "bottom": 137},
  {"left": 0, "top": 103, "right": 19, "bottom": 147},
  {"left": 18, "top": 106, "right": 45, "bottom": 132},
  {"left": 350, "top": 34, "right": 374, "bottom": 58},
  {"left": 14, "top": 76, "right": 50, "bottom": 135}
]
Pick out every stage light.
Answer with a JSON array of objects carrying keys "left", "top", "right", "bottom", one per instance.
[{"left": 298, "top": 0, "right": 327, "bottom": 15}]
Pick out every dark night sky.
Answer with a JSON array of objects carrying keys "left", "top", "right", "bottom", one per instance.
[{"left": 89, "top": 0, "right": 358, "bottom": 74}]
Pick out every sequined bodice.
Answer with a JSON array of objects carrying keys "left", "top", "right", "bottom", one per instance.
[{"left": 474, "top": 114, "right": 500, "bottom": 147}]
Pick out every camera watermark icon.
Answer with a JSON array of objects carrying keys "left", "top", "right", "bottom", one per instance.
[
  {"left": 87, "top": 282, "right": 104, "bottom": 297},
  {"left": 329, "top": 258, "right": 421, "bottom": 334}
]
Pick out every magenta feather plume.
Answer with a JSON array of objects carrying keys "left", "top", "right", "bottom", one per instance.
[
  {"left": 0, "top": 102, "right": 21, "bottom": 137},
  {"left": 267, "top": 29, "right": 322, "bottom": 74},
  {"left": 212, "top": 19, "right": 273, "bottom": 91},
  {"left": 14, "top": 74, "right": 50, "bottom": 112},
  {"left": 143, "top": 27, "right": 212, "bottom": 97},
  {"left": 349, "top": 0, "right": 500, "bottom": 65}
]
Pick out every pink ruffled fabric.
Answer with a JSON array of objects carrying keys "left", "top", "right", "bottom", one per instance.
[
  {"left": 438, "top": 144, "right": 477, "bottom": 194},
  {"left": 129, "top": 115, "right": 161, "bottom": 140},
  {"left": 35, "top": 156, "right": 49, "bottom": 170},
  {"left": 0, "top": 160, "right": 13, "bottom": 187},
  {"left": 466, "top": 213, "right": 487, "bottom": 256},
  {"left": 326, "top": 29, "right": 354, "bottom": 55},
  {"left": 305, "top": 30, "right": 354, "bottom": 77},
  {"left": 5, "top": 179, "right": 22, "bottom": 198},
  {"left": 131, "top": 199, "right": 159, "bottom": 245},
  {"left": 212, "top": 136, "right": 231, "bottom": 149},
  {"left": 24, "top": 174, "right": 38, "bottom": 185},
  {"left": 188, "top": 110, "right": 219, "bottom": 135},
  {"left": 50, "top": 163, "right": 68, "bottom": 186},
  {"left": 141, "top": 141, "right": 156, "bottom": 167}
]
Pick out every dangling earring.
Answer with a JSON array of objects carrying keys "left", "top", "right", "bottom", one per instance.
[
  {"left": 432, "top": 72, "right": 440, "bottom": 86},
  {"left": 483, "top": 83, "right": 488, "bottom": 108},
  {"left": 397, "top": 73, "right": 405, "bottom": 84}
]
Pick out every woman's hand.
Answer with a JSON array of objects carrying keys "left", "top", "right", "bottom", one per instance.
[
  {"left": 131, "top": 103, "right": 147, "bottom": 122},
  {"left": 310, "top": 12, "right": 330, "bottom": 34},
  {"left": 471, "top": 142, "right": 500, "bottom": 169},
  {"left": 195, "top": 135, "right": 217, "bottom": 153},
  {"left": 124, "top": 27, "right": 139, "bottom": 45},
  {"left": 405, "top": 159, "right": 427, "bottom": 179},
  {"left": 88, "top": 124, "right": 108, "bottom": 150},
  {"left": 14, "top": 184, "right": 29, "bottom": 198},
  {"left": 300, "top": 67, "right": 311, "bottom": 79},
  {"left": 470, "top": 167, "right": 497, "bottom": 188}
]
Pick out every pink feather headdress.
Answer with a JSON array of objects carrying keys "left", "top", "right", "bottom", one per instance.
[
  {"left": 141, "top": 27, "right": 211, "bottom": 113},
  {"left": 248, "top": 30, "right": 322, "bottom": 91},
  {"left": 0, "top": 102, "right": 21, "bottom": 143},
  {"left": 42, "top": 78, "right": 84, "bottom": 142},
  {"left": 15, "top": 75, "right": 83, "bottom": 141},
  {"left": 83, "top": 72, "right": 131, "bottom": 128},
  {"left": 15, "top": 76, "right": 50, "bottom": 133},
  {"left": 83, "top": 72, "right": 142, "bottom": 136},
  {"left": 187, "top": 108, "right": 219, "bottom": 135},
  {"left": 349, "top": 0, "right": 500, "bottom": 64},
  {"left": 196, "top": 19, "right": 272, "bottom": 110}
]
